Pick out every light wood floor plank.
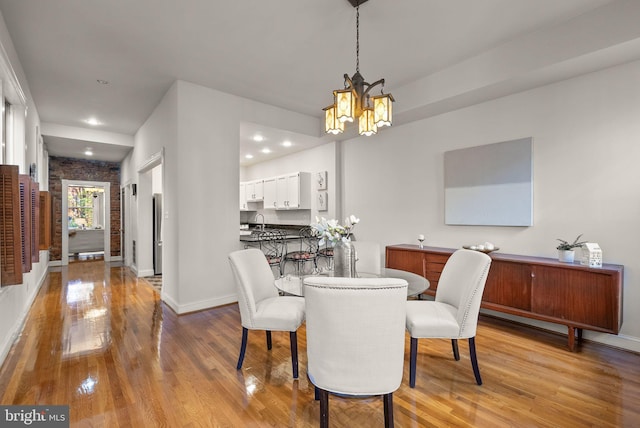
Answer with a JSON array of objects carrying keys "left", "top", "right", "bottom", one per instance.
[{"left": 1, "top": 260, "right": 639, "bottom": 427}]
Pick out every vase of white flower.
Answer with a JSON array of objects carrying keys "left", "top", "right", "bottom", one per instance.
[
  {"left": 334, "top": 239, "right": 357, "bottom": 278},
  {"left": 311, "top": 215, "right": 360, "bottom": 277}
]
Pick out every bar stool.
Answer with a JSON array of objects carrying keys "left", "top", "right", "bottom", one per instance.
[
  {"left": 283, "top": 226, "right": 318, "bottom": 276},
  {"left": 316, "top": 241, "right": 334, "bottom": 271},
  {"left": 258, "top": 229, "right": 286, "bottom": 277}
]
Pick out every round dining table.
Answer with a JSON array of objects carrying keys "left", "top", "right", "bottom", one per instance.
[{"left": 274, "top": 268, "right": 430, "bottom": 298}]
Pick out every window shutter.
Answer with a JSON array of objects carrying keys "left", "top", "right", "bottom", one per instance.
[
  {"left": 0, "top": 165, "right": 23, "bottom": 285},
  {"left": 30, "top": 180, "right": 39, "bottom": 263},
  {"left": 19, "top": 175, "right": 32, "bottom": 274}
]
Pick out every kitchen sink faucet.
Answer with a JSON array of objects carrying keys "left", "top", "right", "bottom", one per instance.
[{"left": 254, "top": 213, "right": 265, "bottom": 231}]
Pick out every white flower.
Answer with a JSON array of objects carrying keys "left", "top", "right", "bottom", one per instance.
[
  {"left": 311, "top": 215, "right": 360, "bottom": 246},
  {"left": 346, "top": 215, "right": 360, "bottom": 227}
]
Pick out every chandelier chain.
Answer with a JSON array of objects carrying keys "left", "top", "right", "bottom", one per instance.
[
  {"left": 356, "top": 1, "right": 360, "bottom": 73},
  {"left": 324, "top": 0, "right": 394, "bottom": 136}
]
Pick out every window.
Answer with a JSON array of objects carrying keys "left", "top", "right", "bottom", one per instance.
[{"left": 68, "top": 186, "right": 105, "bottom": 230}]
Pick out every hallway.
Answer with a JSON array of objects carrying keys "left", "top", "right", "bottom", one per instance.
[{"left": 1, "top": 261, "right": 639, "bottom": 427}]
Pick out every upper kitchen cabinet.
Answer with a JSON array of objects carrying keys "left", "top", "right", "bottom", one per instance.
[
  {"left": 239, "top": 182, "right": 257, "bottom": 211},
  {"left": 240, "top": 181, "right": 261, "bottom": 211},
  {"left": 246, "top": 180, "right": 264, "bottom": 202},
  {"left": 276, "top": 172, "right": 310, "bottom": 210},
  {"left": 247, "top": 172, "right": 310, "bottom": 211},
  {"left": 263, "top": 177, "right": 277, "bottom": 209}
]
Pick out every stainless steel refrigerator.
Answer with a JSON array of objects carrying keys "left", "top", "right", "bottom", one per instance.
[{"left": 153, "top": 194, "right": 162, "bottom": 275}]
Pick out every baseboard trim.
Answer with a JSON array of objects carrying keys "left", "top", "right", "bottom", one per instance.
[
  {"left": 137, "top": 269, "right": 155, "bottom": 277},
  {"left": 162, "top": 293, "right": 238, "bottom": 315},
  {"left": 0, "top": 258, "right": 49, "bottom": 368}
]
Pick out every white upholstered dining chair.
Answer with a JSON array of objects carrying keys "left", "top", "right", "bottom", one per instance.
[
  {"left": 228, "top": 248, "right": 305, "bottom": 379},
  {"left": 406, "top": 249, "right": 492, "bottom": 387},
  {"left": 304, "top": 276, "right": 407, "bottom": 428}
]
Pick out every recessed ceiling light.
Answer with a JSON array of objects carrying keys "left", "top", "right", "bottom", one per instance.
[
  {"left": 282, "top": 140, "right": 292, "bottom": 147},
  {"left": 96, "top": 79, "right": 109, "bottom": 85},
  {"left": 85, "top": 118, "right": 101, "bottom": 126},
  {"left": 253, "top": 135, "right": 264, "bottom": 142},
  {"left": 261, "top": 148, "right": 271, "bottom": 154},
  {"left": 245, "top": 154, "right": 254, "bottom": 159}
]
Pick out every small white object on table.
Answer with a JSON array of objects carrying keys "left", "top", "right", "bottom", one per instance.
[{"left": 275, "top": 268, "right": 429, "bottom": 297}]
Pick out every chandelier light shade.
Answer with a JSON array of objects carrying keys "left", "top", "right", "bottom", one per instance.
[
  {"left": 322, "top": 0, "right": 394, "bottom": 137},
  {"left": 335, "top": 89, "right": 356, "bottom": 123},
  {"left": 358, "top": 107, "right": 377, "bottom": 136},
  {"left": 324, "top": 105, "right": 345, "bottom": 135},
  {"left": 373, "top": 93, "right": 394, "bottom": 128}
]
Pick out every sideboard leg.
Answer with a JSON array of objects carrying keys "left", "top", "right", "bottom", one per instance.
[{"left": 567, "top": 326, "right": 576, "bottom": 352}]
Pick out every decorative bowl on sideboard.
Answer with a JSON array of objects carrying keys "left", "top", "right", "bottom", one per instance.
[{"left": 462, "top": 245, "right": 499, "bottom": 254}]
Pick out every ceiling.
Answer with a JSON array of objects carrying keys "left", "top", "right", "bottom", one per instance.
[{"left": 0, "top": 0, "right": 629, "bottom": 165}]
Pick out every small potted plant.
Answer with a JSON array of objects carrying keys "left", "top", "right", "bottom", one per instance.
[{"left": 556, "top": 234, "right": 586, "bottom": 263}]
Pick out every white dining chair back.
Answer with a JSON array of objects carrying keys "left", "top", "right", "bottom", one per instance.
[
  {"left": 304, "top": 276, "right": 407, "bottom": 427},
  {"left": 406, "top": 249, "right": 491, "bottom": 387},
  {"left": 229, "top": 248, "right": 305, "bottom": 379},
  {"left": 435, "top": 249, "right": 491, "bottom": 339}
]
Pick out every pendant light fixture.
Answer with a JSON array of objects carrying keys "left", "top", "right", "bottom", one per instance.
[{"left": 323, "top": 0, "right": 394, "bottom": 136}]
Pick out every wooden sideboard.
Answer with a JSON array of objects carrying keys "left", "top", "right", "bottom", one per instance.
[{"left": 385, "top": 244, "right": 623, "bottom": 351}]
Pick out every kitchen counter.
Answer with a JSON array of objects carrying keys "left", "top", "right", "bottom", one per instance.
[
  {"left": 239, "top": 224, "right": 307, "bottom": 242},
  {"left": 239, "top": 231, "right": 302, "bottom": 242}
]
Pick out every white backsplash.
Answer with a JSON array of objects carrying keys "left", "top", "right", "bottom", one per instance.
[{"left": 240, "top": 209, "right": 311, "bottom": 226}]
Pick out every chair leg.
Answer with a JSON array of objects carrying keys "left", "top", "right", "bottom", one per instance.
[
  {"left": 266, "top": 331, "right": 272, "bottom": 350},
  {"left": 290, "top": 331, "right": 299, "bottom": 379},
  {"left": 451, "top": 338, "right": 460, "bottom": 361},
  {"left": 383, "top": 393, "right": 394, "bottom": 428},
  {"left": 237, "top": 327, "right": 248, "bottom": 370},
  {"left": 469, "top": 337, "right": 482, "bottom": 385},
  {"left": 409, "top": 337, "right": 418, "bottom": 388},
  {"left": 319, "top": 388, "right": 329, "bottom": 428}
]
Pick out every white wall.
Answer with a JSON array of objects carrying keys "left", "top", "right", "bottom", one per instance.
[
  {"left": 341, "top": 60, "right": 640, "bottom": 351},
  {"left": 0, "top": 11, "right": 49, "bottom": 367},
  {"left": 123, "top": 82, "right": 178, "bottom": 306},
  {"left": 123, "top": 80, "right": 321, "bottom": 314}
]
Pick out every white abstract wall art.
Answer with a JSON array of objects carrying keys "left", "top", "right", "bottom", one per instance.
[
  {"left": 316, "top": 171, "right": 327, "bottom": 190},
  {"left": 444, "top": 137, "right": 533, "bottom": 226},
  {"left": 317, "top": 191, "right": 328, "bottom": 211}
]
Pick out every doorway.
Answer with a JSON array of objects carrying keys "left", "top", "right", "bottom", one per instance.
[
  {"left": 61, "top": 179, "right": 111, "bottom": 266},
  {"left": 130, "top": 149, "right": 164, "bottom": 289}
]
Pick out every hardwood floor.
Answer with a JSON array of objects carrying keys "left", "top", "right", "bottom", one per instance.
[{"left": 1, "top": 261, "right": 639, "bottom": 427}]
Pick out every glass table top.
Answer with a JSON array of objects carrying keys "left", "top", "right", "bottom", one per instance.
[{"left": 274, "top": 268, "right": 429, "bottom": 297}]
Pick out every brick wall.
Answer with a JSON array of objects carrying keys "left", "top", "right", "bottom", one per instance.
[{"left": 49, "top": 156, "right": 121, "bottom": 261}]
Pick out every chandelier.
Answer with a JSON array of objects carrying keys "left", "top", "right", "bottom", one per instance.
[{"left": 323, "top": 0, "right": 394, "bottom": 137}]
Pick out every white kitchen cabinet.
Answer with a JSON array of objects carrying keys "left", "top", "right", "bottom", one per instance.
[
  {"left": 263, "top": 177, "right": 277, "bottom": 210},
  {"left": 276, "top": 172, "right": 310, "bottom": 209},
  {"left": 239, "top": 182, "right": 248, "bottom": 210},
  {"left": 246, "top": 179, "right": 264, "bottom": 202},
  {"left": 243, "top": 173, "right": 309, "bottom": 211}
]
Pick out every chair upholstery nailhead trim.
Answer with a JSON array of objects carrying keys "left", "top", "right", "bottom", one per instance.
[{"left": 459, "top": 260, "right": 491, "bottom": 332}]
